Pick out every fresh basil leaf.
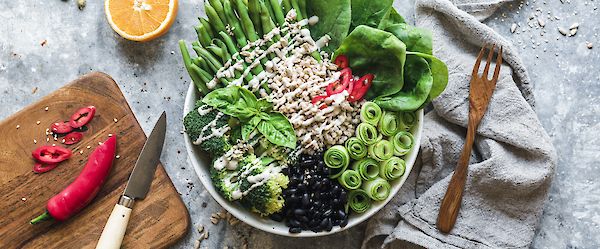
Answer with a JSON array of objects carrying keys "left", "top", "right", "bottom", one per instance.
[
  {"left": 378, "top": 8, "right": 405, "bottom": 30},
  {"left": 335, "top": 25, "right": 407, "bottom": 100},
  {"left": 202, "top": 86, "right": 241, "bottom": 109},
  {"left": 307, "top": 0, "right": 352, "bottom": 54},
  {"left": 242, "top": 116, "right": 262, "bottom": 140},
  {"left": 239, "top": 87, "right": 259, "bottom": 108},
  {"left": 257, "top": 113, "right": 297, "bottom": 149},
  {"left": 407, "top": 51, "right": 448, "bottom": 100},
  {"left": 202, "top": 86, "right": 261, "bottom": 119},
  {"left": 256, "top": 99, "right": 273, "bottom": 112},
  {"left": 350, "top": 0, "right": 394, "bottom": 31},
  {"left": 257, "top": 112, "right": 271, "bottom": 121},
  {"left": 374, "top": 56, "right": 433, "bottom": 111},
  {"left": 386, "top": 24, "right": 432, "bottom": 55}
]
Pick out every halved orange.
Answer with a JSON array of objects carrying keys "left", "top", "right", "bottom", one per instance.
[{"left": 105, "top": 0, "right": 178, "bottom": 42}]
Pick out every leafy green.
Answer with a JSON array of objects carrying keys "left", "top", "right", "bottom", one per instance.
[
  {"left": 242, "top": 115, "right": 262, "bottom": 140},
  {"left": 407, "top": 51, "right": 449, "bottom": 101},
  {"left": 306, "top": 0, "right": 352, "bottom": 54},
  {"left": 378, "top": 8, "right": 405, "bottom": 30},
  {"left": 385, "top": 23, "right": 432, "bottom": 55},
  {"left": 203, "top": 86, "right": 259, "bottom": 120},
  {"left": 257, "top": 113, "right": 297, "bottom": 149},
  {"left": 350, "top": 0, "right": 393, "bottom": 31},
  {"left": 334, "top": 25, "right": 407, "bottom": 100},
  {"left": 374, "top": 56, "right": 433, "bottom": 111}
]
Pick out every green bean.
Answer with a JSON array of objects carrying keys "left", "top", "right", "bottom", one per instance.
[
  {"left": 298, "top": 0, "right": 307, "bottom": 20},
  {"left": 258, "top": 1, "right": 277, "bottom": 60},
  {"left": 269, "top": 0, "right": 285, "bottom": 26},
  {"left": 192, "top": 45, "right": 222, "bottom": 74},
  {"left": 205, "top": 3, "right": 226, "bottom": 33},
  {"left": 234, "top": 0, "right": 259, "bottom": 42},
  {"left": 248, "top": 0, "right": 263, "bottom": 37},
  {"left": 208, "top": 0, "right": 227, "bottom": 25},
  {"left": 213, "top": 39, "right": 232, "bottom": 63},
  {"left": 290, "top": 0, "right": 303, "bottom": 20},
  {"left": 195, "top": 24, "right": 212, "bottom": 47},
  {"left": 281, "top": 0, "right": 292, "bottom": 16},
  {"left": 191, "top": 64, "right": 212, "bottom": 85},
  {"left": 223, "top": 0, "right": 248, "bottom": 47},
  {"left": 193, "top": 56, "right": 213, "bottom": 76},
  {"left": 219, "top": 32, "right": 254, "bottom": 82},
  {"left": 199, "top": 18, "right": 215, "bottom": 38},
  {"left": 207, "top": 45, "right": 226, "bottom": 62},
  {"left": 242, "top": 0, "right": 247, "bottom": 5},
  {"left": 179, "top": 40, "right": 209, "bottom": 95},
  {"left": 263, "top": 0, "right": 277, "bottom": 24}
]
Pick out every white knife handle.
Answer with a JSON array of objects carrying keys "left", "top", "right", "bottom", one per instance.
[{"left": 96, "top": 196, "right": 134, "bottom": 249}]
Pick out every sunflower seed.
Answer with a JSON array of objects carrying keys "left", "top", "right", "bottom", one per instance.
[
  {"left": 558, "top": 27, "right": 568, "bottom": 36},
  {"left": 587, "top": 42, "right": 593, "bottom": 49},
  {"left": 570, "top": 28, "right": 578, "bottom": 36},
  {"left": 569, "top": 22, "right": 580, "bottom": 30},
  {"left": 210, "top": 217, "right": 219, "bottom": 225},
  {"left": 204, "top": 231, "right": 209, "bottom": 239},
  {"left": 16, "top": 125, "right": 20, "bottom": 129},
  {"left": 77, "top": 0, "right": 86, "bottom": 10},
  {"left": 194, "top": 240, "right": 201, "bottom": 249},
  {"left": 197, "top": 225, "right": 204, "bottom": 233},
  {"left": 537, "top": 18, "right": 545, "bottom": 27},
  {"left": 511, "top": 23, "right": 517, "bottom": 33}
]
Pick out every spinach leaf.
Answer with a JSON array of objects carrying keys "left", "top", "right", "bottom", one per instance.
[
  {"left": 374, "top": 55, "right": 433, "bottom": 111},
  {"left": 335, "top": 25, "right": 407, "bottom": 99},
  {"left": 378, "top": 8, "right": 405, "bottom": 30},
  {"left": 350, "top": 0, "right": 393, "bottom": 31},
  {"left": 203, "top": 86, "right": 260, "bottom": 120},
  {"left": 242, "top": 116, "right": 262, "bottom": 140},
  {"left": 385, "top": 23, "right": 432, "bottom": 55},
  {"left": 258, "top": 113, "right": 297, "bottom": 149},
  {"left": 407, "top": 51, "right": 448, "bottom": 100},
  {"left": 307, "top": 0, "right": 352, "bottom": 54}
]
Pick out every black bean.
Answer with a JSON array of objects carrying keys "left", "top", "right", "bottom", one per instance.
[
  {"left": 289, "top": 219, "right": 301, "bottom": 228},
  {"left": 319, "top": 218, "right": 329, "bottom": 228},
  {"left": 301, "top": 193, "right": 310, "bottom": 207},
  {"left": 289, "top": 227, "right": 302, "bottom": 233},
  {"left": 340, "top": 217, "right": 349, "bottom": 227},
  {"left": 297, "top": 184, "right": 307, "bottom": 192},
  {"left": 325, "top": 219, "right": 333, "bottom": 231},
  {"left": 294, "top": 209, "right": 306, "bottom": 216},
  {"left": 323, "top": 209, "right": 332, "bottom": 218},
  {"left": 299, "top": 215, "right": 310, "bottom": 223},
  {"left": 335, "top": 210, "right": 345, "bottom": 219}
]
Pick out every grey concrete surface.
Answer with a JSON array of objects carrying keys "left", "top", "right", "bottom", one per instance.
[{"left": 0, "top": 0, "right": 597, "bottom": 248}]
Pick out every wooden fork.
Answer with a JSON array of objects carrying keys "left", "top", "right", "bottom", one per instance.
[{"left": 436, "top": 44, "right": 503, "bottom": 233}]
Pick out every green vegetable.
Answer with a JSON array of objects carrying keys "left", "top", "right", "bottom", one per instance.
[
  {"left": 378, "top": 111, "right": 401, "bottom": 136},
  {"left": 195, "top": 24, "right": 212, "bottom": 47},
  {"left": 205, "top": 2, "right": 226, "bottom": 33},
  {"left": 248, "top": 0, "right": 263, "bottom": 36},
  {"left": 360, "top": 101, "right": 382, "bottom": 125},
  {"left": 385, "top": 23, "right": 432, "bottom": 55},
  {"left": 237, "top": 155, "right": 290, "bottom": 216},
  {"left": 210, "top": 166, "right": 241, "bottom": 200},
  {"left": 264, "top": 0, "right": 278, "bottom": 23},
  {"left": 379, "top": 157, "right": 405, "bottom": 180},
  {"left": 345, "top": 137, "right": 367, "bottom": 160},
  {"left": 179, "top": 41, "right": 209, "bottom": 95},
  {"left": 269, "top": 0, "right": 286, "bottom": 26},
  {"left": 355, "top": 123, "right": 381, "bottom": 146},
  {"left": 208, "top": 0, "right": 227, "bottom": 26},
  {"left": 398, "top": 111, "right": 417, "bottom": 131},
  {"left": 407, "top": 51, "right": 449, "bottom": 102},
  {"left": 290, "top": 0, "right": 303, "bottom": 20},
  {"left": 347, "top": 189, "right": 371, "bottom": 213},
  {"left": 378, "top": 8, "right": 405, "bottom": 30},
  {"left": 352, "top": 158, "right": 380, "bottom": 181},
  {"left": 257, "top": 112, "right": 297, "bottom": 149},
  {"left": 298, "top": 0, "right": 307, "bottom": 21},
  {"left": 392, "top": 131, "right": 414, "bottom": 156},
  {"left": 362, "top": 177, "right": 390, "bottom": 201},
  {"left": 335, "top": 25, "right": 407, "bottom": 100},
  {"left": 338, "top": 170, "right": 362, "bottom": 190},
  {"left": 199, "top": 18, "right": 215, "bottom": 38},
  {"left": 324, "top": 145, "right": 350, "bottom": 170},
  {"left": 368, "top": 139, "right": 394, "bottom": 161},
  {"left": 223, "top": 0, "right": 248, "bottom": 47},
  {"left": 306, "top": 0, "right": 351, "bottom": 54},
  {"left": 349, "top": 0, "right": 393, "bottom": 31},
  {"left": 183, "top": 101, "right": 233, "bottom": 156},
  {"left": 233, "top": 0, "right": 259, "bottom": 42},
  {"left": 281, "top": 0, "right": 292, "bottom": 14},
  {"left": 203, "top": 86, "right": 259, "bottom": 120},
  {"left": 374, "top": 56, "right": 432, "bottom": 111}
]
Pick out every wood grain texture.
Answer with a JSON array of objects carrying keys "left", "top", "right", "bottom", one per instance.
[{"left": 0, "top": 72, "right": 189, "bottom": 248}]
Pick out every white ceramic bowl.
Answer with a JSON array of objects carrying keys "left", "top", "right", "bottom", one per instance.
[{"left": 183, "top": 83, "right": 423, "bottom": 237}]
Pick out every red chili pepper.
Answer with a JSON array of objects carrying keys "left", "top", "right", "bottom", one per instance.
[
  {"left": 326, "top": 68, "right": 353, "bottom": 96},
  {"left": 348, "top": 74, "right": 375, "bottom": 102},
  {"left": 69, "top": 106, "right": 96, "bottom": 128},
  {"left": 64, "top": 132, "right": 84, "bottom": 145},
  {"left": 33, "top": 163, "right": 59, "bottom": 174},
  {"left": 32, "top": 146, "right": 73, "bottom": 164},
  {"left": 311, "top": 95, "right": 329, "bottom": 104},
  {"left": 30, "top": 136, "right": 117, "bottom": 224},
  {"left": 334, "top": 55, "right": 349, "bottom": 69},
  {"left": 51, "top": 121, "right": 74, "bottom": 134}
]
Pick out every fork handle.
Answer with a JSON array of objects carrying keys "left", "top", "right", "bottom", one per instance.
[{"left": 436, "top": 117, "right": 478, "bottom": 233}]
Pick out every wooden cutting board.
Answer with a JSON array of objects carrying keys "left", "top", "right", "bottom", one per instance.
[{"left": 0, "top": 72, "right": 189, "bottom": 248}]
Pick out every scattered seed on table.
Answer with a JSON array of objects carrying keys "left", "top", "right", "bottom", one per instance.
[
  {"left": 87, "top": 146, "right": 91, "bottom": 149},
  {"left": 204, "top": 231, "right": 209, "bottom": 239},
  {"left": 558, "top": 27, "right": 568, "bottom": 36},
  {"left": 99, "top": 142, "right": 103, "bottom": 145},
  {"left": 108, "top": 133, "right": 113, "bottom": 137},
  {"left": 46, "top": 138, "right": 50, "bottom": 142},
  {"left": 32, "top": 87, "right": 38, "bottom": 94},
  {"left": 16, "top": 125, "right": 20, "bottom": 129},
  {"left": 570, "top": 28, "right": 577, "bottom": 36},
  {"left": 116, "top": 155, "right": 121, "bottom": 159},
  {"left": 511, "top": 23, "right": 517, "bottom": 33},
  {"left": 21, "top": 197, "right": 26, "bottom": 201},
  {"left": 52, "top": 144, "right": 56, "bottom": 147},
  {"left": 217, "top": 212, "right": 226, "bottom": 219},
  {"left": 569, "top": 22, "right": 580, "bottom": 30},
  {"left": 210, "top": 217, "right": 219, "bottom": 225},
  {"left": 194, "top": 240, "right": 201, "bottom": 249},
  {"left": 197, "top": 225, "right": 204, "bottom": 233},
  {"left": 80, "top": 150, "right": 84, "bottom": 154},
  {"left": 33, "top": 139, "right": 37, "bottom": 144},
  {"left": 77, "top": 0, "right": 86, "bottom": 10},
  {"left": 113, "top": 118, "right": 118, "bottom": 123},
  {"left": 36, "top": 121, "right": 41, "bottom": 125},
  {"left": 587, "top": 42, "right": 593, "bottom": 49},
  {"left": 44, "top": 106, "right": 49, "bottom": 111},
  {"left": 537, "top": 18, "right": 545, "bottom": 27}
]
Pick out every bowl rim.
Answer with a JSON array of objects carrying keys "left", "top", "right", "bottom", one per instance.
[{"left": 183, "top": 82, "right": 423, "bottom": 237}]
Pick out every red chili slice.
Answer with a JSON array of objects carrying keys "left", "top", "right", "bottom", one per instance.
[
  {"left": 311, "top": 95, "right": 329, "bottom": 104},
  {"left": 69, "top": 106, "right": 96, "bottom": 128},
  {"left": 348, "top": 74, "right": 375, "bottom": 102},
  {"left": 32, "top": 146, "right": 73, "bottom": 164},
  {"left": 334, "top": 55, "right": 349, "bottom": 69},
  {"left": 33, "top": 163, "right": 59, "bottom": 174},
  {"left": 326, "top": 68, "right": 353, "bottom": 96},
  {"left": 51, "top": 121, "right": 74, "bottom": 134},
  {"left": 64, "top": 132, "right": 84, "bottom": 145}
]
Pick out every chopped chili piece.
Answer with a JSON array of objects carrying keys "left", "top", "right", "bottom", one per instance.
[
  {"left": 326, "top": 68, "right": 353, "bottom": 96},
  {"left": 311, "top": 95, "right": 329, "bottom": 104},
  {"left": 33, "top": 163, "right": 59, "bottom": 174},
  {"left": 334, "top": 55, "right": 349, "bottom": 69},
  {"left": 51, "top": 121, "right": 74, "bottom": 134},
  {"left": 348, "top": 74, "right": 374, "bottom": 102},
  {"left": 64, "top": 132, "right": 84, "bottom": 145},
  {"left": 32, "top": 146, "right": 72, "bottom": 164},
  {"left": 69, "top": 106, "right": 96, "bottom": 128}
]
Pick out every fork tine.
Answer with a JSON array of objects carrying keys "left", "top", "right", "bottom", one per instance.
[
  {"left": 482, "top": 44, "right": 496, "bottom": 80},
  {"left": 472, "top": 44, "right": 487, "bottom": 78},
  {"left": 491, "top": 46, "right": 503, "bottom": 83}
]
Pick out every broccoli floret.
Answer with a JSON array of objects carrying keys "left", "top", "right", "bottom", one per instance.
[
  {"left": 210, "top": 166, "right": 240, "bottom": 201},
  {"left": 256, "top": 138, "right": 296, "bottom": 165},
  {"left": 239, "top": 159, "right": 289, "bottom": 216},
  {"left": 184, "top": 101, "right": 232, "bottom": 157}
]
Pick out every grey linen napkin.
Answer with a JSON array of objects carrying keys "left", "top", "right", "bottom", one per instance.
[{"left": 361, "top": 0, "right": 557, "bottom": 248}]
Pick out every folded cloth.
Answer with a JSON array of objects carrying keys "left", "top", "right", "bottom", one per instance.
[{"left": 361, "top": 0, "right": 557, "bottom": 248}]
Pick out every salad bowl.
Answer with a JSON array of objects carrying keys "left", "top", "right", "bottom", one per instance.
[{"left": 183, "top": 82, "right": 424, "bottom": 237}]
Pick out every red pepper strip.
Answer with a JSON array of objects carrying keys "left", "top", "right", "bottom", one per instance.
[
  {"left": 348, "top": 74, "right": 375, "bottom": 102},
  {"left": 33, "top": 163, "right": 59, "bottom": 174},
  {"left": 51, "top": 121, "right": 73, "bottom": 134},
  {"left": 30, "top": 136, "right": 117, "bottom": 224},
  {"left": 334, "top": 55, "right": 349, "bottom": 69},
  {"left": 63, "top": 132, "right": 84, "bottom": 145},
  {"left": 311, "top": 95, "right": 329, "bottom": 104},
  {"left": 32, "top": 146, "right": 73, "bottom": 164},
  {"left": 326, "top": 68, "right": 353, "bottom": 96},
  {"left": 69, "top": 106, "right": 96, "bottom": 128}
]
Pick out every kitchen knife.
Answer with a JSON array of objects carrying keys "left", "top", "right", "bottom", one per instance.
[{"left": 95, "top": 112, "right": 167, "bottom": 249}]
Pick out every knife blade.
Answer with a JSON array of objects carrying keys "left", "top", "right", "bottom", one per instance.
[
  {"left": 123, "top": 111, "right": 167, "bottom": 200},
  {"left": 96, "top": 112, "right": 167, "bottom": 249}
]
